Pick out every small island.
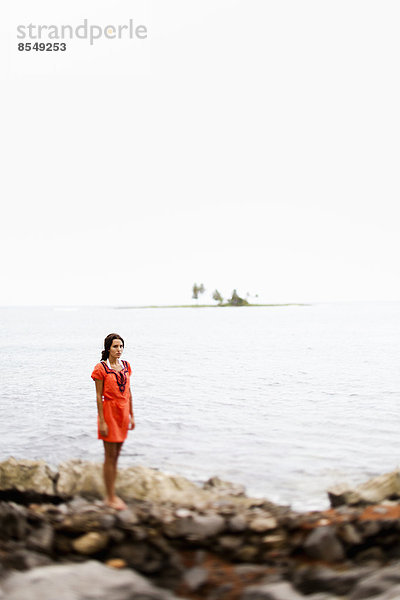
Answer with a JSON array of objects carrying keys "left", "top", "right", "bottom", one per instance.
[{"left": 117, "top": 284, "right": 308, "bottom": 309}]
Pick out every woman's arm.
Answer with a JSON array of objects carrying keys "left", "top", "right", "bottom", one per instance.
[
  {"left": 129, "top": 386, "right": 135, "bottom": 429},
  {"left": 95, "top": 379, "right": 108, "bottom": 437}
]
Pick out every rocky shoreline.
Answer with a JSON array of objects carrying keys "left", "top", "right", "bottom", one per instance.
[{"left": 2, "top": 459, "right": 400, "bottom": 599}]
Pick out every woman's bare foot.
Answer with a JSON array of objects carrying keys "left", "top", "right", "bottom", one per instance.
[{"left": 105, "top": 496, "right": 127, "bottom": 510}]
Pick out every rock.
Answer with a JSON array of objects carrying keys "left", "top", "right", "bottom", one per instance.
[
  {"left": 106, "top": 558, "right": 127, "bottom": 569},
  {"left": 72, "top": 531, "right": 109, "bottom": 555},
  {"left": 115, "top": 508, "right": 139, "bottom": 528},
  {"left": 0, "top": 560, "right": 180, "bottom": 600},
  {"left": 338, "top": 523, "right": 363, "bottom": 545},
  {"left": 110, "top": 542, "right": 164, "bottom": 574},
  {"left": 242, "top": 580, "right": 305, "bottom": 600},
  {"left": 303, "top": 527, "right": 345, "bottom": 562},
  {"left": 249, "top": 517, "right": 278, "bottom": 532},
  {"left": 57, "top": 460, "right": 105, "bottom": 499},
  {"left": 2, "top": 549, "right": 54, "bottom": 570},
  {"left": 217, "top": 535, "right": 243, "bottom": 551},
  {"left": 163, "top": 513, "right": 225, "bottom": 540},
  {"left": 58, "top": 510, "right": 115, "bottom": 533},
  {"left": 0, "top": 458, "right": 56, "bottom": 496},
  {"left": 183, "top": 566, "right": 208, "bottom": 591},
  {"left": 349, "top": 563, "right": 400, "bottom": 599},
  {"left": 26, "top": 524, "right": 54, "bottom": 554},
  {"left": 235, "top": 545, "right": 259, "bottom": 562},
  {"left": 374, "top": 585, "right": 400, "bottom": 599},
  {"left": 116, "top": 465, "right": 206, "bottom": 504},
  {"left": 228, "top": 514, "right": 248, "bottom": 532},
  {"left": 203, "top": 476, "right": 246, "bottom": 497},
  {"left": 0, "top": 502, "right": 28, "bottom": 540},
  {"left": 328, "top": 471, "right": 400, "bottom": 507},
  {"left": 293, "top": 564, "right": 370, "bottom": 596}
]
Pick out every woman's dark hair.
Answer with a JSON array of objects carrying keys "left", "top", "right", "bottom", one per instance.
[{"left": 101, "top": 333, "right": 124, "bottom": 361}]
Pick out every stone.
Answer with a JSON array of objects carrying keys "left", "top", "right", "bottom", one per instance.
[
  {"left": 228, "top": 514, "right": 248, "bottom": 532},
  {"left": 0, "top": 502, "right": 28, "bottom": 540},
  {"left": 0, "top": 458, "right": 56, "bottom": 496},
  {"left": 303, "top": 527, "right": 345, "bottom": 563},
  {"left": 349, "top": 563, "right": 400, "bottom": 599},
  {"left": 72, "top": 531, "right": 109, "bottom": 555},
  {"left": 163, "top": 513, "right": 225, "bottom": 540},
  {"left": 183, "top": 566, "right": 208, "bottom": 591},
  {"left": 249, "top": 517, "right": 278, "bottom": 532},
  {"left": 0, "top": 560, "right": 180, "bottom": 599},
  {"left": 293, "top": 564, "right": 370, "bottom": 596},
  {"left": 338, "top": 523, "right": 363, "bottom": 545},
  {"left": 57, "top": 460, "right": 105, "bottom": 499},
  {"left": 27, "top": 524, "right": 54, "bottom": 554},
  {"left": 3, "top": 549, "right": 54, "bottom": 570},
  {"left": 242, "top": 580, "right": 305, "bottom": 600},
  {"left": 328, "top": 471, "right": 400, "bottom": 507},
  {"left": 115, "top": 508, "right": 139, "bottom": 528},
  {"left": 203, "top": 476, "right": 246, "bottom": 497},
  {"left": 217, "top": 535, "right": 243, "bottom": 551},
  {"left": 106, "top": 558, "right": 127, "bottom": 569}
]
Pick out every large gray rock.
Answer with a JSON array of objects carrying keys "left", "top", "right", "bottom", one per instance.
[
  {"left": 303, "top": 527, "right": 345, "bottom": 563},
  {"left": 57, "top": 460, "right": 105, "bottom": 499},
  {"left": 0, "top": 560, "right": 182, "bottom": 600},
  {"left": 0, "top": 458, "right": 56, "bottom": 496},
  {"left": 328, "top": 471, "right": 400, "bottom": 507},
  {"left": 163, "top": 513, "right": 225, "bottom": 540},
  {"left": 56, "top": 460, "right": 212, "bottom": 504},
  {"left": 241, "top": 580, "right": 306, "bottom": 600},
  {"left": 350, "top": 562, "right": 400, "bottom": 599}
]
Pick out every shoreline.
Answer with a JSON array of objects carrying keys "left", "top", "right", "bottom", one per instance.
[
  {"left": 115, "top": 303, "right": 310, "bottom": 309},
  {"left": 2, "top": 458, "right": 400, "bottom": 599}
]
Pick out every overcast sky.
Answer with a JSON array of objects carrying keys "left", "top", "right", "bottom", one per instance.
[{"left": 3, "top": 0, "right": 400, "bottom": 306}]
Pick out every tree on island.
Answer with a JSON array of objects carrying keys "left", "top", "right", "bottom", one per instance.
[
  {"left": 212, "top": 289, "right": 224, "bottom": 305},
  {"left": 192, "top": 283, "right": 205, "bottom": 302},
  {"left": 228, "top": 289, "right": 249, "bottom": 306}
]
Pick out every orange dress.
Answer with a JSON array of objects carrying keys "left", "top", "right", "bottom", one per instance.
[{"left": 91, "top": 360, "right": 132, "bottom": 442}]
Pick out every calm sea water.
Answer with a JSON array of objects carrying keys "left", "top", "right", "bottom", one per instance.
[{"left": 1, "top": 303, "right": 399, "bottom": 510}]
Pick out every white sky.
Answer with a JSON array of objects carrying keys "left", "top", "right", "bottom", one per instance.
[{"left": 3, "top": 0, "right": 400, "bottom": 306}]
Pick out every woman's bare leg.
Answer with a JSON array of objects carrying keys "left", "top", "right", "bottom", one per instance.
[{"left": 103, "top": 441, "right": 126, "bottom": 510}]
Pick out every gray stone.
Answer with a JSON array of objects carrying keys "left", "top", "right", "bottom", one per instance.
[
  {"left": 27, "top": 523, "right": 54, "bottom": 554},
  {"left": 0, "top": 502, "right": 28, "bottom": 540},
  {"left": 228, "top": 514, "right": 248, "bottom": 532},
  {"left": 293, "top": 564, "right": 370, "bottom": 596},
  {"left": 163, "top": 513, "right": 225, "bottom": 540},
  {"left": 328, "top": 471, "right": 400, "bottom": 507},
  {"left": 242, "top": 580, "right": 305, "bottom": 600},
  {"left": 350, "top": 563, "right": 400, "bottom": 599},
  {"left": 249, "top": 516, "right": 278, "bottom": 532},
  {"left": 0, "top": 560, "right": 180, "bottom": 599},
  {"left": 183, "top": 566, "right": 208, "bottom": 591},
  {"left": 303, "top": 527, "right": 345, "bottom": 562},
  {"left": 3, "top": 549, "right": 54, "bottom": 570},
  {"left": 203, "top": 476, "right": 246, "bottom": 497},
  {"left": 0, "top": 458, "right": 56, "bottom": 496}
]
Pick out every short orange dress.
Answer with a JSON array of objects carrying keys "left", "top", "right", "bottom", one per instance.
[{"left": 91, "top": 360, "right": 132, "bottom": 442}]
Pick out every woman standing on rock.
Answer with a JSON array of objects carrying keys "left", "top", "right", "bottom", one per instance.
[{"left": 91, "top": 333, "right": 135, "bottom": 510}]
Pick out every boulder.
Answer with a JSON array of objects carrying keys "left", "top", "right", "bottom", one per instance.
[
  {"left": 303, "top": 527, "right": 345, "bottom": 563},
  {"left": 0, "top": 458, "right": 56, "bottom": 496},
  {"left": 163, "top": 513, "right": 225, "bottom": 540},
  {"left": 72, "top": 531, "right": 109, "bottom": 555},
  {"left": 0, "top": 560, "right": 180, "bottom": 600},
  {"left": 328, "top": 471, "right": 400, "bottom": 507},
  {"left": 56, "top": 460, "right": 104, "bottom": 499}
]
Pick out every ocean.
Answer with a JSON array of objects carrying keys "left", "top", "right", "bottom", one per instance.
[{"left": 1, "top": 302, "right": 399, "bottom": 510}]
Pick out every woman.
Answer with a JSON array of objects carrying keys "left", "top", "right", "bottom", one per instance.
[{"left": 91, "top": 333, "right": 135, "bottom": 510}]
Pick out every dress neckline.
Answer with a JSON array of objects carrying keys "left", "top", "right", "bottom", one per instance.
[{"left": 105, "top": 358, "right": 124, "bottom": 372}]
